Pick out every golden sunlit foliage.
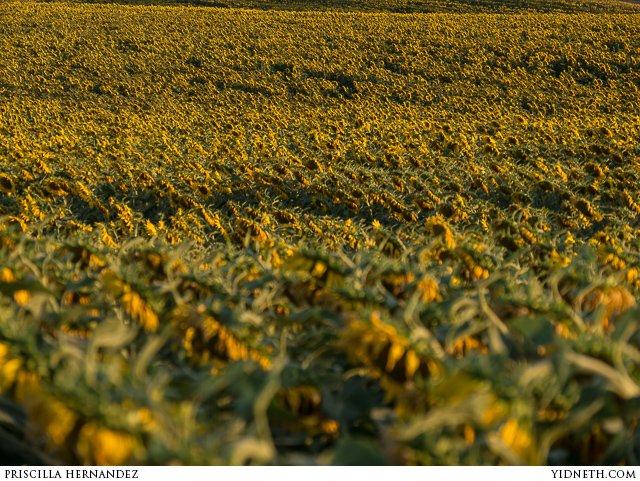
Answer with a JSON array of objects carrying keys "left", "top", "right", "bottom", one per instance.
[{"left": 1, "top": 0, "right": 640, "bottom": 466}]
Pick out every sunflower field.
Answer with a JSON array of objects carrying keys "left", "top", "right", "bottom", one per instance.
[{"left": 1, "top": 0, "right": 640, "bottom": 466}]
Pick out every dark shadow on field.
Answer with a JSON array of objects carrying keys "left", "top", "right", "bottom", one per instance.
[
  {"left": 63, "top": 179, "right": 400, "bottom": 231},
  {"left": 201, "top": 180, "right": 395, "bottom": 226},
  {"left": 67, "top": 183, "right": 176, "bottom": 224}
]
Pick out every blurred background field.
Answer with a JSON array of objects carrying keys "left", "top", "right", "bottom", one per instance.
[{"left": 1, "top": 0, "right": 640, "bottom": 466}]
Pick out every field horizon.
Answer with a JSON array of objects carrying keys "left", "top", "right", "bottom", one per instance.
[{"left": 10, "top": 0, "right": 640, "bottom": 12}]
